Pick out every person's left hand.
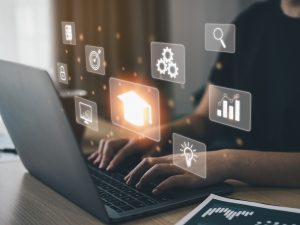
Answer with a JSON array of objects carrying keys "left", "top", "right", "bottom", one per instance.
[{"left": 124, "top": 150, "right": 232, "bottom": 195}]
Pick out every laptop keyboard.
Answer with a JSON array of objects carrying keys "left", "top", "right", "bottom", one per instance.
[{"left": 87, "top": 163, "right": 170, "bottom": 213}]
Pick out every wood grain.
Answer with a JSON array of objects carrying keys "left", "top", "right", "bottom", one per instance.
[{"left": 1, "top": 161, "right": 299, "bottom": 225}]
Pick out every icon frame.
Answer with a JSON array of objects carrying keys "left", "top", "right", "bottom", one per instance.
[
  {"left": 172, "top": 133, "right": 206, "bottom": 178},
  {"left": 205, "top": 23, "right": 236, "bottom": 54},
  {"left": 61, "top": 21, "right": 76, "bottom": 45},
  {"left": 56, "top": 62, "right": 69, "bottom": 85},
  {"left": 209, "top": 84, "right": 252, "bottom": 132},
  {"left": 151, "top": 42, "right": 186, "bottom": 84},
  {"left": 109, "top": 77, "right": 161, "bottom": 142},
  {"left": 85, "top": 45, "right": 106, "bottom": 76},
  {"left": 74, "top": 96, "right": 99, "bottom": 131}
]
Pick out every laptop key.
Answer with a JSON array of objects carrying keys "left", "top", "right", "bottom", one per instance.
[
  {"left": 128, "top": 200, "right": 146, "bottom": 208},
  {"left": 109, "top": 205, "right": 122, "bottom": 213},
  {"left": 120, "top": 205, "right": 134, "bottom": 211},
  {"left": 120, "top": 196, "right": 135, "bottom": 202},
  {"left": 115, "top": 192, "right": 127, "bottom": 198},
  {"left": 138, "top": 197, "right": 158, "bottom": 205},
  {"left": 132, "top": 192, "right": 144, "bottom": 198}
]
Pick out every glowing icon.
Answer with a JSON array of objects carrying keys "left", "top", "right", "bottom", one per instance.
[
  {"left": 109, "top": 78, "right": 160, "bottom": 142},
  {"left": 89, "top": 49, "right": 101, "bottom": 71},
  {"left": 118, "top": 91, "right": 152, "bottom": 127},
  {"left": 61, "top": 22, "right": 76, "bottom": 45},
  {"left": 64, "top": 24, "right": 73, "bottom": 41},
  {"left": 79, "top": 102, "right": 93, "bottom": 125},
  {"left": 85, "top": 45, "right": 105, "bottom": 75},
  {"left": 56, "top": 63, "right": 68, "bottom": 85},
  {"left": 59, "top": 65, "right": 67, "bottom": 81},
  {"left": 213, "top": 27, "right": 226, "bottom": 49},
  {"left": 151, "top": 42, "right": 185, "bottom": 84},
  {"left": 209, "top": 85, "right": 251, "bottom": 131},
  {"left": 205, "top": 23, "right": 235, "bottom": 53},
  {"left": 217, "top": 93, "right": 240, "bottom": 122},
  {"left": 74, "top": 96, "right": 98, "bottom": 131},
  {"left": 180, "top": 141, "right": 198, "bottom": 168},
  {"left": 156, "top": 47, "right": 179, "bottom": 79},
  {"left": 173, "top": 133, "right": 206, "bottom": 178}
]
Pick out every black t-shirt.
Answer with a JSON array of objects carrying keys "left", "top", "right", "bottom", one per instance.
[{"left": 209, "top": 0, "right": 300, "bottom": 152}]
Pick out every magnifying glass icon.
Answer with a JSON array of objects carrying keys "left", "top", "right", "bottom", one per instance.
[{"left": 213, "top": 27, "right": 226, "bottom": 49}]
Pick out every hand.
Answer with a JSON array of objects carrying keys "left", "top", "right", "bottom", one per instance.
[
  {"left": 88, "top": 136, "right": 162, "bottom": 171},
  {"left": 124, "top": 150, "right": 231, "bottom": 195}
]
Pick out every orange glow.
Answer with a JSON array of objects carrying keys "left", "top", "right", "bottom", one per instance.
[{"left": 118, "top": 91, "right": 152, "bottom": 127}]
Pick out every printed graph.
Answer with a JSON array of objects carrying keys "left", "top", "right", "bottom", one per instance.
[{"left": 201, "top": 207, "right": 254, "bottom": 221}]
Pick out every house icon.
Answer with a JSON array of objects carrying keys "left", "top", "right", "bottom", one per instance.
[{"left": 118, "top": 91, "right": 153, "bottom": 127}]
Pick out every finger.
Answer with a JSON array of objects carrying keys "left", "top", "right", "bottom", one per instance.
[
  {"left": 143, "top": 146, "right": 162, "bottom": 158},
  {"left": 89, "top": 139, "right": 106, "bottom": 161},
  {"left": 88, "top": 151, "right": 98, "bottom": 161},
  {"left": 136, "top": 163, "right": 182, "bottom": 189},
  {"left": 93, "top": 139, "right": 106, "bottom": 165},
  {"left": 100, "top": 139, "right": 128, "bottom": 169},
  {"left": 125, "top": 157, "right": 171, "bottom": 185},
  {"left": 152, "top": 175, "right": 190, "bottom": 195}
]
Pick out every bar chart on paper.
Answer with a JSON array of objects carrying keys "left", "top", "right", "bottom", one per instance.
[
  {"left": 201, "top": 206, "right": 254, "bottom": 221},
  {"left": 176, "top": 195, "right": 300, "bottom": 225},
  {"left": 216, "top": 94, "right": 240, "bottom": 122}
]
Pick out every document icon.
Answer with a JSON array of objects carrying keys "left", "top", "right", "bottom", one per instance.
[{"left": 61, "top": 21, "right": 76, "bottom": 45}]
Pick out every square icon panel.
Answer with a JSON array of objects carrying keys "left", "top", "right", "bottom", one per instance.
[
  {"left": 173, "top": 133, "right": 206, "bottom": 178},
  {"left": 57, "top": 63, "right": 69, "bottom": 85},
  {"left": 85, "top": 45, "right": 105, "bottom": 75},
  {"left": 109, "top": 78, "right": 160, "bottom": 142},
  {"left": 205, "top": 23, "right": 235, "bottom": 53},
  {"left": 61, "top": 21, "right": 76, "bottom": 45},
  {"left": 74, "top": 96, "right": 98, "bottom": 131},
  {"left": 151, "top": 42, "right": 185, "bottom": 84},
  {"left": 209, "top": 85, "right": 252, "bottom": 131}
]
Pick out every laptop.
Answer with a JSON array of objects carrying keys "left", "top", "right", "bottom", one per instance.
[{"left": 0, "top": 60, "right": 233, "bottom": 224}]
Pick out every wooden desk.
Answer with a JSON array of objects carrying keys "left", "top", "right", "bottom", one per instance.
[{"left": 1, "top": 161, "right": 300, "bottom": 225}]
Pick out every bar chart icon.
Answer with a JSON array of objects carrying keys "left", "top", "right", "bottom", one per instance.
[
  {"left": 209, "top": 85, "right": 251, "bottom": 131},
  {"left": 217, "top": 93, "right": 240, "bottom": 122}
]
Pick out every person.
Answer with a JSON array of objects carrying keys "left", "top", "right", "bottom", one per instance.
[{"left": 89, "top": 0, "right": 300, "bottom": 195}]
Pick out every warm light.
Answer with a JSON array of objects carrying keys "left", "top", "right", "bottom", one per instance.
[{"left": 118, "top": 91, "right": 152, "bottom": 127}]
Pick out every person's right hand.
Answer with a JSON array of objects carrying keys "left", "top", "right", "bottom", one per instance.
[{"left": 88, "top": 137, "right": 161, "bottom": 171}]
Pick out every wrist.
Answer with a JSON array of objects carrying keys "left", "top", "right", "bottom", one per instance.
[{"left": 218, "top": 149, "right": 238, "bottom": 180}]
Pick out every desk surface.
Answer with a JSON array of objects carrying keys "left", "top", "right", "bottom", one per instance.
[{"left": 1, "top": 161, "right": 300, "bottom": 225}]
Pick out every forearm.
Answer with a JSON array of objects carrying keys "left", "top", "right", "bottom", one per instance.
[{"left": 226, "top": 149, "right": 300, "bottom": 187}]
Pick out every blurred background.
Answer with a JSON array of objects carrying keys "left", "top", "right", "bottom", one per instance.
[{"left": 0, "top": 0, "right": 258, "bottom": 154}]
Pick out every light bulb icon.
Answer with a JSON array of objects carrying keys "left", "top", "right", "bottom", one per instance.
[{"left": 180, "top": 142, "right": 197, "bottom": 168}]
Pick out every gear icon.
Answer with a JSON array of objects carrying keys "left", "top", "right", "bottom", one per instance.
[
  {"left": 162, "top": 47, "right": 174, "bottom": 63},
  {"left": 156, "top": 58, "right": 168, "bottom": 75},
  {"left": 167, "top": 61, "right": 179, "bottom": 78}
]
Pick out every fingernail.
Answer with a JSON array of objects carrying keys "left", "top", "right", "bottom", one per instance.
[
  {"left": 136, "top": 182, "right": 141, "bottom": 189},
  {"left": 152, "top": 188, "right": 158, "bottom": 194},
  {"left": 126, "top": 178, "right": 131, "bottom": 185}
]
